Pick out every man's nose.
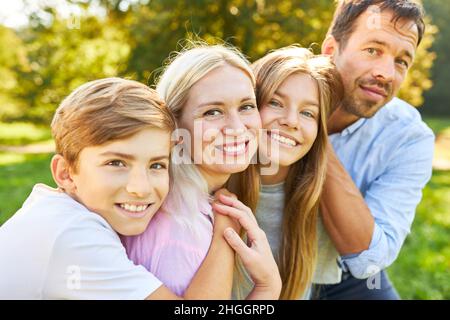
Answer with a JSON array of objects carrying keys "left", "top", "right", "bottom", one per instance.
[{"left": 372, "top": 57, "right": 396, "bottom": 83}]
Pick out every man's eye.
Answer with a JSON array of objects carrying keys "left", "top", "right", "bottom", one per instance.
[
  {"left": 107, "top": 160, "right": 125, "bottom": 167},
  {"left": 150, "top": 163, "right": 167, "bottom": 170},
  {"left": 203, "top": 109, "right": 222, "bottom": 117},
  {"left": 396, "top": 59, "right": 409, "bottom": 68}
]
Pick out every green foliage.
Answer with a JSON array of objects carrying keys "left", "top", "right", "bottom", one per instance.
[
  {"left": 422, "top": 0, "right": 450, "bottom": 116},
  {"left": 0, "top": 0, "right": 438, "bottom": 123},
  {"left": 0, "top": 122, "right": 51, "bottom": 145},
  {"left": 398, "top": 16, "right": 437, "bottom": 107},
  {"left": 1, "top": 13, "right": 131, "bottom": 123}
]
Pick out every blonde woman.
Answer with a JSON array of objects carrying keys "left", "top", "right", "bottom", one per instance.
[
  {"left": 121, "top": 43, "right": 281, "bottom": 299},
  {"left": 216, "top": 46, "right": 343, "bottom": 299}
]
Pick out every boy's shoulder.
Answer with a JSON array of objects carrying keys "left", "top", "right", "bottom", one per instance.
[{"left": 1, "top": 183, "right": 115, "bottom": 241}]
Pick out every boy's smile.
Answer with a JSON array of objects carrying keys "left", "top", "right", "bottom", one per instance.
[{"left": 68, "top": 128, "right": 171, "bottom": 236}]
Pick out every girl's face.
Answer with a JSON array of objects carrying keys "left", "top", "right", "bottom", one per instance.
[
  {"left": 259, "top": 72, "right": 320, "bottom": 168},
  {"left": 178, "top": 64, "right": 261, "bottom": 181}
]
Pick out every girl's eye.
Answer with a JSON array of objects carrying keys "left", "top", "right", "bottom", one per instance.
[
  {"left": 268, "top": 100, "right": 282, "bottom": 108},
  {"left": 203, "top": 109, "right": 223, "bottom": 117},
  {"left": 150, "top": 163, "right": 167, "bottom": 170},
  {"left": 107, "top": 160, "right": 125, "bottom": 167},
  {"left": 240, "top": 104, "right": 257, "bottom": 112},
  {"left": 300, "top": 110, "right": 315, "bottom": 118}
]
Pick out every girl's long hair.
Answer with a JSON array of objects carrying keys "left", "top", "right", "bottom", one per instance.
[{"left": 252, "top": 46, "right": 343, "bottom": 299}]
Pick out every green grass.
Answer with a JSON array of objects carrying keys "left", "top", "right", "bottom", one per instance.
[
  {"left": 0, "top": 152, "right": 55, "bottom": 225},
  {"left": 423, "top": 117, "right": 450, "bottom": 137},
  {"left": 388, "top": 170, "right": 450, "bottom": 299},
  {"left": 0, "top": 122, "right": 51, "bottom": 146}
]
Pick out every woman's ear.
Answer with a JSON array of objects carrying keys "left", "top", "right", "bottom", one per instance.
[
  {"left": 50, "top": 154, "right": 77, "bottom": 194},
  {"left": 322, "top": 35, "right": 338, "bottom": 56}
]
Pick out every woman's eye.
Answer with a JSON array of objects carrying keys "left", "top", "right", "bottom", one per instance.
[
  {"left": 203, "top": 109, "right": 222, "bottom": 117},
  {"left": 150, "top": 163, "right": 167, "bottom": 170},
  {"left": 107, "top": 160, "right": 125, "bottom": 167},
  {"left": 268, "top": 100, "right": 282, "bottom": 108},
  {"left": 240, "top": 104, "right": 256, "bottom": 112}
]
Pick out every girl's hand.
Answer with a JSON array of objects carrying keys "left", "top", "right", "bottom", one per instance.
[
  {"left": 212, "top": 189, "right": 241, "bottom": 233},
  {"left": 212, "top": 194, "right": 282, "bottom": 300}
]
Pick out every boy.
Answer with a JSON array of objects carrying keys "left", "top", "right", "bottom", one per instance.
[{"left": 0, "top": 78, "right": 236, "bottom": 299}]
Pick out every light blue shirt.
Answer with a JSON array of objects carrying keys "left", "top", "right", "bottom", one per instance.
[{"left": 329, "top": 98, "right": 435, "bottom": 279}]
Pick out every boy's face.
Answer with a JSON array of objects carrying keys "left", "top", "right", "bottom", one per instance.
[{"left": 69, "top": 128, "right": 171, "bottom": 236}]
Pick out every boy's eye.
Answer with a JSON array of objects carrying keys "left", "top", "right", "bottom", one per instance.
[
  {"left": 203, "top": 109, "right": 223, "bottom": 117},
  {"left": 107, "top": 160, "right": 125, "bottom": 167},
  {"left": 366, "top": 48, "right": 380, "bottom": 56},
  {"left": 150, "top": 163, "right": 167, "bottom": 170}
]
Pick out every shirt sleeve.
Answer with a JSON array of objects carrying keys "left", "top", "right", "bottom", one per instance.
[
  {"left": 43, "top": 215, "right": 162, "bottom": 299},
  {"left": 340, "top": 127, "right": 434, "bottom": 279}
]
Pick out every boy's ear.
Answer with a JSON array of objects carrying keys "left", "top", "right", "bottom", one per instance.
[
  {"left": 50, "top": 154, "right": 77, "bottom": 193},
  {"left": 322, "top": 35, "right": 339, "bottom": 57}
]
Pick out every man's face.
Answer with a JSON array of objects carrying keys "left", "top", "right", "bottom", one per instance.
[
  {"left": 70, "top": 128, "right": 171, "bottom": 236},
  {"left": 332, "top": 8, "right": 419, "bottom": 118}
]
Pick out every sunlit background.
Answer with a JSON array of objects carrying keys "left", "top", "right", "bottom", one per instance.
[{"left": 0, "top": 0, "right": 448, "bottom": 299}]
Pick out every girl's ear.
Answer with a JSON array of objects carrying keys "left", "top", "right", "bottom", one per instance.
[
  {"left": 322, "top": 35, "right": 339, "bottom": 56},
  {"left": 50, "top": 154, "right": 77, "bottom": 194}
]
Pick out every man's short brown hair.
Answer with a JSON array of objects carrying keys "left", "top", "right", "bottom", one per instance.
[
  {"left": 329, "top": 0, "right": 425, "bottom": 49},
  {"left": 51, "top": 77, "right": 176, "bottom": 172}
]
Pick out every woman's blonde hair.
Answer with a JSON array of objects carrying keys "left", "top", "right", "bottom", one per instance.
[
  {"left": 156, "top": 42, "right": 260, "bottom": 232},
  {"left": 252, "top": 46, "right": 343, "bottom": 299}
]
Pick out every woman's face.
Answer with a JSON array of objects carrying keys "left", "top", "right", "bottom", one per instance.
[
  {"left": 259, "top": 72, "right": 320, "bottom": 168},
  {"left": 178, "top": 64, "right": 261, "bottom": 179}
]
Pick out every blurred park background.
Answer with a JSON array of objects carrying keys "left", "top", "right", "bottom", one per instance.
[{"left": 0, "top": 0, "right": 449, "bottom": 299}]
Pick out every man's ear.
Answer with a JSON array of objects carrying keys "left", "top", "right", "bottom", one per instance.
[
  {"left": 50, "top": 154, "right": 77, "bottom": 193},
  {"left": 322, "top": 35, "right": 339, "bottom": 56}
]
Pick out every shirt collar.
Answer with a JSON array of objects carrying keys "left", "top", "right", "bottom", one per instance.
[{"left": 339, "top": 117, "right": 366, "bottom": 137}]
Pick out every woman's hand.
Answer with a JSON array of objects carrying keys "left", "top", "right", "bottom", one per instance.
[{"left": 212, "top": 193, "right": 282, "bottom": 300}]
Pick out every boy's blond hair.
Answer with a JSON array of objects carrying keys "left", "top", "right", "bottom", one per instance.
[{"left": 51, "top": 77, "right": 176, "bottom": 172}]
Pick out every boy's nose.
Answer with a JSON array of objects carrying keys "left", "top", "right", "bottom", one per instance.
[{"left": 126, "top": 170, "right": 152, "bottom": 198}]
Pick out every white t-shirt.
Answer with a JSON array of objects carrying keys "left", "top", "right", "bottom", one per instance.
[{"left": 0, "top": 184, "right": 162, "bottom": 299}]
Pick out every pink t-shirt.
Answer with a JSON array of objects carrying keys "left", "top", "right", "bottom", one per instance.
[{"left": 121, "top": 199, "right": 214, "bottom": 296}]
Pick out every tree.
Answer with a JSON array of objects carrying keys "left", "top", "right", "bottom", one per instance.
[
  {"left": 0, "top": 0, "right": 437, "bottom": 123},
  {"left": 422, "top": 0, "right": 450, "bottom": 116}
]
